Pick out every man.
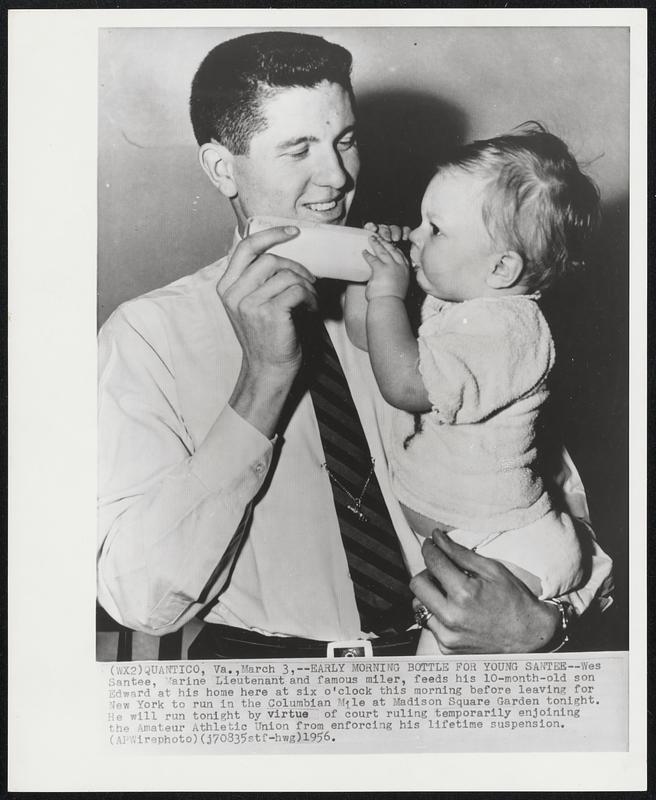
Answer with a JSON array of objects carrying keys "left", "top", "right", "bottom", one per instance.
[{"left": 97, "top": 31, "right": 612, "bottom": 658}]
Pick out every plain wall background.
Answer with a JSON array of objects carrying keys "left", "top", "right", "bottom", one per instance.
[
  {"left": 98, "top": 26, "right": 629, "bottom": 646},
  {"left": 98, "top": 26, "right": 628, "bottom": 324}
]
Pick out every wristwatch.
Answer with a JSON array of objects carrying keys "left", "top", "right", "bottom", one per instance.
[{"left": 537, "top": 598, "right": 576, "bottom": 653}]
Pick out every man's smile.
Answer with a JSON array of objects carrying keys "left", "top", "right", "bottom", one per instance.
[
  {"left": 302, "top": 195, "right": 346, "bottom": 223},
  {"left": 305, "top": 199, "right": 338, "bottom": 212}
]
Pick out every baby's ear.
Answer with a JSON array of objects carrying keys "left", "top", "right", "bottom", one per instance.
[{"left": 486, "top": 251, "right": 524, "bottom": 289}]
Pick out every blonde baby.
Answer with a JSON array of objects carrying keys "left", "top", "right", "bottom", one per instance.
[{"left": 345, "top": 123, "right": 600, "bottom": 601}]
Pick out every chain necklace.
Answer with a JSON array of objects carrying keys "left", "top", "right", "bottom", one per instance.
[{"left": 322, "top": 458, "right": 375, "bottom": 523}]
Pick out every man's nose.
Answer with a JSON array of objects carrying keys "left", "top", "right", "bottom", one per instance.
[{"left": 314, "top": 149, "right": 351, "bottom": 189}]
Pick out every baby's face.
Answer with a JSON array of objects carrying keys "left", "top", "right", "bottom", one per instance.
[{"left": 409, "top": 170, "right": 501, "bottom": 302}]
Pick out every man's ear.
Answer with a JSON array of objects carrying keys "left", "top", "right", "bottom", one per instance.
[
  {"left": 198, "top": 141, "right": 238, "bottom": 199},
  {"left": 486, "top": 251, "right": 524, "bottom": 289}
]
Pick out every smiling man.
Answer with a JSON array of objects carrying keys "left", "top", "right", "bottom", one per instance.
[
  {"left": 196, "top": 78, "right": 358, "bottom": 228},
  {"left": 97, "top": 32, "right": 612, "bottom": 659}
]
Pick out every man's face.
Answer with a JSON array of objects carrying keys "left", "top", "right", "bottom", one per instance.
[{"left": 229, "top": 81, "right": 359, "bottom": 229}]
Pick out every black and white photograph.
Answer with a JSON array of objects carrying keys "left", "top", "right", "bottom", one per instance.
[
  {"left": 9, "top": 8, "right": 647, "bottom": 792},
  {"left": 97, "top": 25, "right": 627, "bottom": 661}
]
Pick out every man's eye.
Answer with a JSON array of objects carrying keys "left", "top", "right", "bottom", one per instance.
[
  {"left": 288, "top": 148, "right": 309, "bottom": 159},
  {"left": 337, "top": 136, "right": 356, "bottom": 151}
]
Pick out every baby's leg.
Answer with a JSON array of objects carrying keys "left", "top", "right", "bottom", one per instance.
[
  {"left": 400, "top": 503, "right": 454, "bottom": 539},
  {"left": 401, "top": 504, "right": 545, "bottom": 594},
  {"left": 449, "top": 510, "right": 585, "bottom": 600},
  {"left": 414, "top": 525, "right": 543, "bottom": 596},
  {"left": 483, "top": 556, "right": 544, "bottom": 597}
]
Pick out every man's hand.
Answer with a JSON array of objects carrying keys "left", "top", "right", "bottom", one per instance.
[
  {"left": 410, "top": 530, "right": 560, "bottom": 654},
  {"left": 363, "top": 234, "right": 411, "bottom": 300},
  {"left": 217, "top": 225, "right": 319, "bottom": 437}
]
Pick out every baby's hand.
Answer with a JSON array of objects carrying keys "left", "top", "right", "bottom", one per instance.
[
  {"left": 363, "top": 234, "right": 410, "bottom": 300},
  {"left": 363, "top": 222, "right": 412, "bottom": 244}
]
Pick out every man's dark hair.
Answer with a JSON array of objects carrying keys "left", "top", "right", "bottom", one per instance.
[{"left": 190, "top": 31, "right": 354, "bottom": 154}]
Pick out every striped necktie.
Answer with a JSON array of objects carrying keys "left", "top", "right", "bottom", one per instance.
[{"left": 304, "top": 321, "right": 415, "bottom": 636}]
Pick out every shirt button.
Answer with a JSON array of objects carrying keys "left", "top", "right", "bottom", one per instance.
[{"left": 254, "top": 462, "right": 265, "bottom": 474}]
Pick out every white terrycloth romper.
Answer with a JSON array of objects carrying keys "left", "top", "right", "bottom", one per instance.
[{"left": 389, "top": 294, "right": 584, "bottom": 601}]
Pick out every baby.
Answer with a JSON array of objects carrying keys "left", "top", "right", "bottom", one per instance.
[{"left": 345, "top": 123, "right": 600, "bottom": 601}]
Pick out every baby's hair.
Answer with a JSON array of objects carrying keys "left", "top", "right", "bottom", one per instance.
[{"left": 435, "top": 122, "right": 601, "bottom": 291}]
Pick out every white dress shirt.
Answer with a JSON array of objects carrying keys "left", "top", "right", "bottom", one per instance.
[{"left": 97, "top": 236, "right": 613, "bottom": 643}]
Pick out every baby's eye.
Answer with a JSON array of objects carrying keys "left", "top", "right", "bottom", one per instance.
[{"left": 430, "top": 223, "right": 441, "bottom": 236}]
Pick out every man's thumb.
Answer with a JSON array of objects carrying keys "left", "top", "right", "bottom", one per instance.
[{"left": 431, "top": 529, "right": 482, "bottom": 575}]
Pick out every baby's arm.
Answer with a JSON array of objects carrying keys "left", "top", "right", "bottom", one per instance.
[
  {"left": 344, "top": 223, "right": 412, "bottom": 353},
  {"left": 364, "top": 235, "right": 430, "bottom": 413},
  {"left": 344, "top": 283, "right": 369, "bottom": 351}
]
